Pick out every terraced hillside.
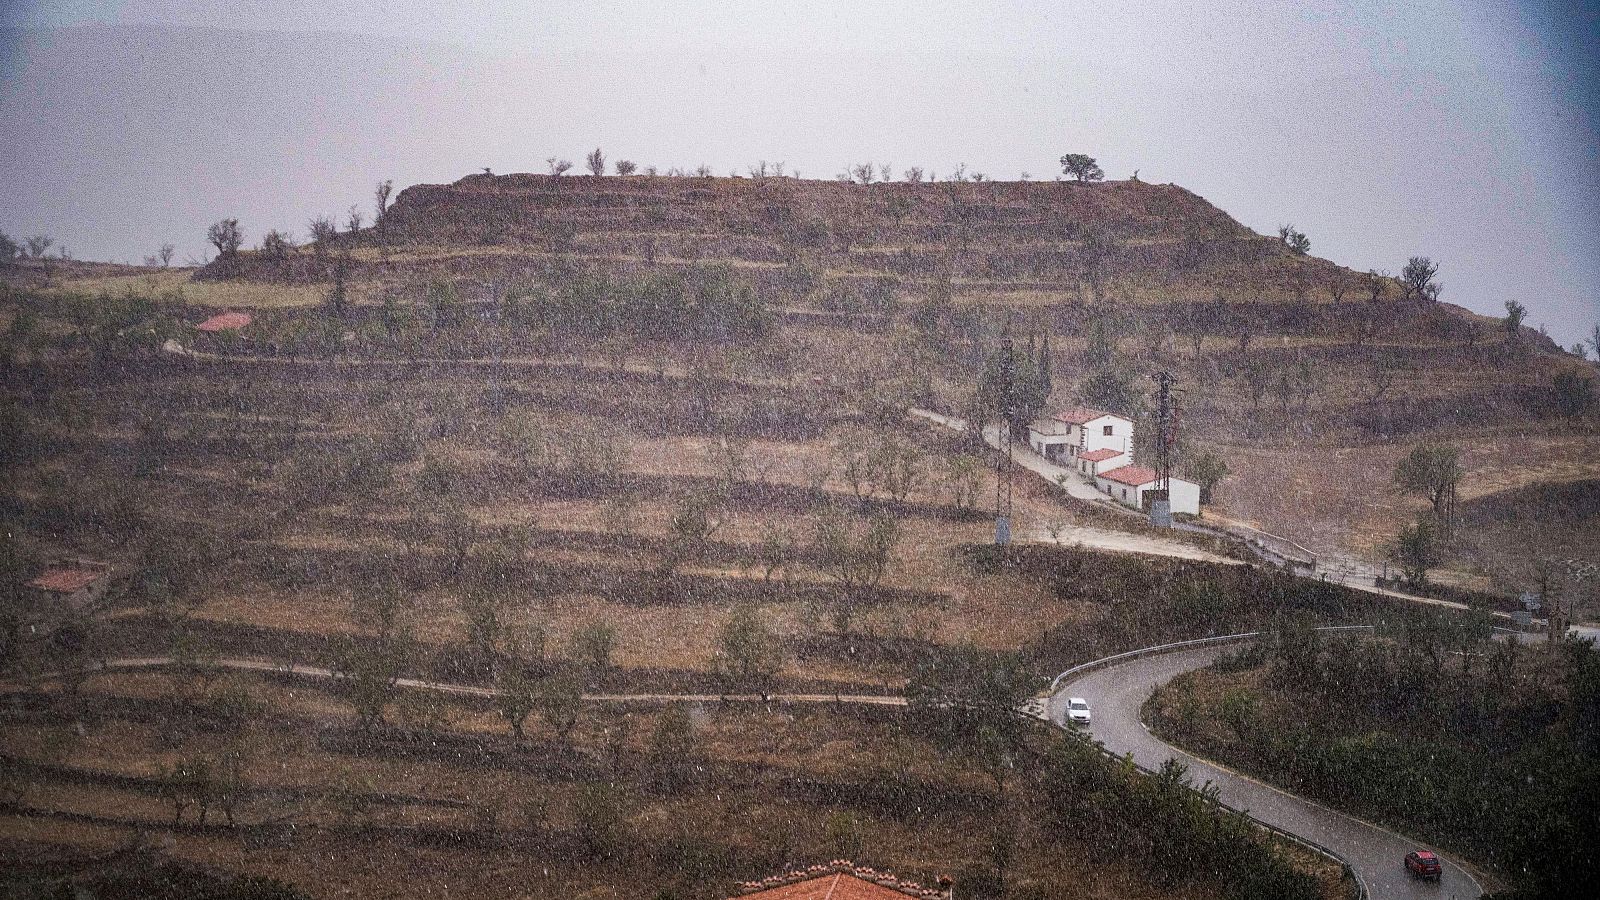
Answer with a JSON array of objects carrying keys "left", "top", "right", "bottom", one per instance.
[{"left": 14, "top": 173, "right": 1596, "bottom": 594}]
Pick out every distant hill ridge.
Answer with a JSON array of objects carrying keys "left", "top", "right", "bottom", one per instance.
[{"left": 205, "top": 173, "right": 1373, "bottom": 307}]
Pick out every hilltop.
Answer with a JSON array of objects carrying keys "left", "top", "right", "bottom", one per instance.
[{"left": 8, "top": 172, "right": 1599, "bottom": 592}]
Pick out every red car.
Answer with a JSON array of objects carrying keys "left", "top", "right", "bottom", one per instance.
[{"left": 1405, "top": 850, "right": 1442, "bottom": 882}]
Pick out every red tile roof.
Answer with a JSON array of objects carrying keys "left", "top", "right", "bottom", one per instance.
[
  {"left": 731, "top": 863, "right": 945, "bottom": 900},
  {"left": 196, "top": 312, "right": 253, "bottom": 332},
  {"left": 28, "top": 568, "right": 105, "bottom": 593},
  {"left": 1079, "top": 448, "right": 1125, "bottom": 462},
  {"left": 732, "top": 874, "right": 916, "bottom": 900},
  {"left": 1099, "top": 464, "right": 1159, "bottom": 487},
  {"left": 1054, "top": 406, "right": 1127, "bottom": 425}
]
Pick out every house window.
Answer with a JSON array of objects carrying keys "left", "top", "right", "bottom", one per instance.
[{"left": 1103, "top": 425, "right": 1114, "bottom": 436}]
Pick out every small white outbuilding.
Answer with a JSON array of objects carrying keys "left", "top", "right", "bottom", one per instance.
[{"left": 1094, "top": 464, "right": 1201, "bottom": 516}]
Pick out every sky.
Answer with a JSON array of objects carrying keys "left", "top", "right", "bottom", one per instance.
[{"left": 2, "top": 1, "right": 1597, "bottom": 345}]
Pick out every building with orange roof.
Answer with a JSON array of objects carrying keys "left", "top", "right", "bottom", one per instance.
[
  {"left": 21, "top": 557, "right": 113, "bottom": 636},
  {"left": 729, "top": 862, "right": 952, "bottom": 900},
  {"left": 1093, "top": 463, "right": 1200, "bottom": 515}
]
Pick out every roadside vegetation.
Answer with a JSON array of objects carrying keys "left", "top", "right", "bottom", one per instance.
[{"left": 1146, "top": 624, "right": 1600, "bottom": 899}]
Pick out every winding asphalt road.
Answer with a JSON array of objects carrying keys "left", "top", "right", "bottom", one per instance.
[
  {"left": 22, "top": 653, "right": 1498, "bottom": 896},
  {"left": 1048, "top": 644, "right": 1485, "bottom": 900}
]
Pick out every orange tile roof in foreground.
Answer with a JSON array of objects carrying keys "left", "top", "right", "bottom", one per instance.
[
  {"left": 731, "top": 862, "right": 947, "bottom": 900},
  {"left": 1078, "top": 448, "right": 1126, "bottom": 462}
]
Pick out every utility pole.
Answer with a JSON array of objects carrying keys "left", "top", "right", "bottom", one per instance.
[
  {"left": 994, "top": 333, "right": 1016, "bottom": 545},
  {"left": 1150, "top": 371, "right": 1179, "bottom": 528}
]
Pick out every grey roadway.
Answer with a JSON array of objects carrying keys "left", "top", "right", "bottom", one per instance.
[
  {"left": 1048, "top": 644, "right": 1484, "bottom": 900},
  {"left": 28, "top": 654, "right": 1491, "bottom": 897}
]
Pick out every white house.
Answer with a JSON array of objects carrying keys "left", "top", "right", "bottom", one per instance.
[
  {"left": 1027, "top": 407, "right": 1134, "bottom": 465},
  {"left": 1074, "top": 446, "right": 1129, "bottom": 477},
  {"left": 1094, "top": 464, "right": 1201, "bottom": 516}
]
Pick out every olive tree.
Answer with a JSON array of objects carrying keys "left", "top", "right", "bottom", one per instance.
[
  {"left": 24, "top": 235, "right": 54, "bottom": 258},
  {"left": 1059, "top": 153, "right": 1104, "bottom": 183},
  {"left": 1277, "top": 224, "right": 1310, "bottom": 255},
  {"left": 1392, "top": 516, "right": 1439, "bottom": 587},
  {"left": 1400, "top": 256, "right": 1441, "bottom": 303},
  {"left": 1503, "top": 299, "right": 1528, "bottom": 335},
  {"left": 206, "top": 219, "right": 243, "bottom": 256},
  {"left": 713, "top": 604, "right": 784, "bottom": 697},
  {"left": 496, "top": 666, "right": 536, "bottom": 738},
  {"left": 1393, "top": 443, "right": 1461, "bottom": 533},
  {"left": 811, "top": 507, "right": 900, "bottom": 632},
  {"left": 1185, "top": 451, "right": 1229, "bottom": 505},
  {"left": 374, "top": 179, "right": 394, "bottom": 220},
  {"left": 307, "top": 215, "right": 337, "bottom": 249},
  {"left": 586, "top": 147, "right": 606, "bottom": 176}
]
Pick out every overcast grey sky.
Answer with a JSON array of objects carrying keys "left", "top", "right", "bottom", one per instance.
[{"left": 2, "top": 1, "right": 1596, "bottom": 345}]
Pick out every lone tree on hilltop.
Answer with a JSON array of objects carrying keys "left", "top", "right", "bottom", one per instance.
[
  {"left": 547, "top": 157, "right": 573, "bottom": 176},
  {"left": 614, "top": 159, "right": 637, "bottom": 176},
  {"left": 1277, "top": 224, "right": 1311, "bottom": 255},
  {"left": 260, "top": 230, "right": 293, "bottom": 259},
  {"left": 1400, "top": 256, "right": 1441, "bottom": 303},
  {"left": 307, "top": 215, "right": 337, "bottom": 249},
  {"left": 374, "top": 179, "right": 393, "bottom": 221},
  {"left": 586, "top": 148, "right": 606, "bottom": 177},
  {"left": 1363, "top": 269, "right": 1389, "bottom": 302},
  {"left": 206, "top": 219, "right": 242, "bottom": 257},
  {"left": 1503, "top": 299, "right": 1528, "bottom": 335},
  {"left": 1059, "top": 153, "right": 1104, "bottom": 183},
  {"left": 24, "top": 235, "right": 53, "bottom": 258},
  {"left": 1393, "top": 443, "right": 1461, "bottom": 534}
]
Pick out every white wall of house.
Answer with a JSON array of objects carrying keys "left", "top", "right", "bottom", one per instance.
[
  {"left": 1075, "top": 451, "right": 1129, "bottom": 477},
  {"left": 1079, "top": 415, "right": 1134, "bottom": 457},
  {"left": 1166, "top": 479, "right": 1202, "bottom": 516},
  {"left": 1094, "top": 475, "right": 1201, "bottom": 516},
  {"left": 1026, "top": 419, "right": 1066, "bottom": 457}
]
